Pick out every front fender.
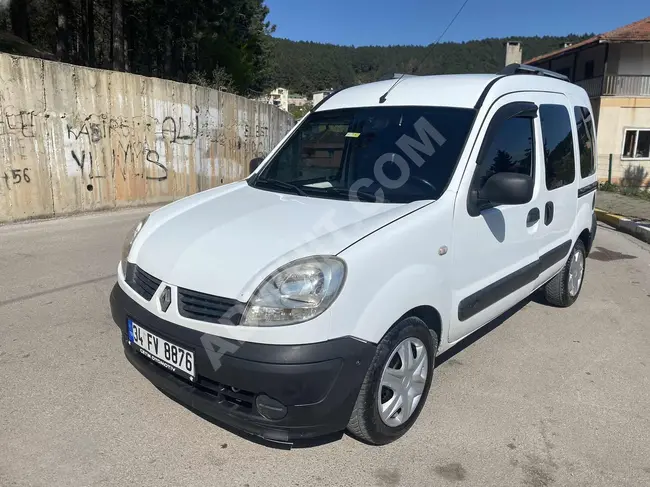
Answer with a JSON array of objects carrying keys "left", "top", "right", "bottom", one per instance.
[{"left": 334, "top": 263, "right": 450, "bottom": 346}]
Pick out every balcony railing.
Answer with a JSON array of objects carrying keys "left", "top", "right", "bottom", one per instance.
[
  {"left": 575, "top": 75, "right": 650, "bottom": 98},
  {"left": 575, "top": 77, "right": 604, "bottom": 98},
  {"left": 603, "top": 75, "right": 650, "bottom": 96}
]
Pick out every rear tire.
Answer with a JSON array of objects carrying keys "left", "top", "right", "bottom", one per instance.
[
  {"left": 347, "top": 316, "right": 436, "bottom": 445},
  {"left": 544, "top": 240, "right": 586, "bottom": 307}
]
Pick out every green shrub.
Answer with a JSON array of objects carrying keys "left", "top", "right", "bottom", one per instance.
[{"left": 599, "top": 181, "right": 618, "bottom": 192}]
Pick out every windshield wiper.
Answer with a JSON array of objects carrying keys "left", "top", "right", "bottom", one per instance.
[
  {"left": 307, "top": 186, "right": 388, "bottom": 203},
  {"left": 255, "top": 178, "right": 308, "bottom": 197}
]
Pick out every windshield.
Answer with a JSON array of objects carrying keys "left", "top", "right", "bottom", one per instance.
[{"left": 250, "top": 106, "right": 475, "bottom": 203}]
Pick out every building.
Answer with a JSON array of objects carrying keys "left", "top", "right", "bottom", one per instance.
[
  {"left": 268, "top": 87, "right": 290, "bottom": 111},
  {"left": 262, "top": 89, "right": 310, "bottom": 112},
  {"left": 288, "top": 94, "right": 310, "bottom": 108},
  {"left": 312, "top": 90, "right": 333, "bottom": 106},
  {"left": 526, "top": 16, "right": 650, "bottom": 186}
]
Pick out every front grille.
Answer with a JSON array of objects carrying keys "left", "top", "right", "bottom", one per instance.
[
  {"left": 125, "top": 263, "right": 161, "bottom": 301},
  {"left": 178, "top": 287, "right": 243, "bottom": 325},
  {"left": 197, "top": 377, "right": 256, "bottom": 413}
]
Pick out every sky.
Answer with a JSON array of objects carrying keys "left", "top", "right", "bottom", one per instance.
[{"left": 265, "top": 0, "right": 646, "bottom": 46}]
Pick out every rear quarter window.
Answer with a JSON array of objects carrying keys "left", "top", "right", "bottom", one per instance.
[
  {"left": 539, "top": 105, "right": 576, "bottom": 190},
  {"left": 574, "top": 106, "right": 596, "bottom": 178}
]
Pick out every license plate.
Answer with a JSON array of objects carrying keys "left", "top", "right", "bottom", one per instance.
[{"left": 128, "top": 320, "right": 195, "bottom": 381}]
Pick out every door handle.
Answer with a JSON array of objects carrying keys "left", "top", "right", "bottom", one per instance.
[
  {"left": 527, "top": 208, "right": 540, "bottom": 226},
  {"left": 545, "top": 201, "right": 554, "bottom": 225}
]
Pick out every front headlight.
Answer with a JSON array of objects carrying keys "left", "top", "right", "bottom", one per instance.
[
  {"left": 120, "top": 216, "right": 149, "bottom": 275},
  {"left": 241, "top": 256, "right": 346, "bottom": 327}
]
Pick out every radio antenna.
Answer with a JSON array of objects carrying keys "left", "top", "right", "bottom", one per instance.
[{"left": 379, "top": 0, "right": 471, "bottom": 104}]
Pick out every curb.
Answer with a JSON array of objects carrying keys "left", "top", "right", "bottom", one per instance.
[{"left": 595, "top": 209, "right": 650, "bottom": 244}]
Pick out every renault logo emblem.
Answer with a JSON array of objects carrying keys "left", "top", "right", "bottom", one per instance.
[{"left": 159, "top": 286, "right": 172, "bottom": 312}]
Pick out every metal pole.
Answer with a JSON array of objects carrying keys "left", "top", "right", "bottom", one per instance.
[{"left": 608, "top": 153, "right": 613, "bottom": 184}]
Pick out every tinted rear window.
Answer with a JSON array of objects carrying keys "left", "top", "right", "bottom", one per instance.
[
  {"left": 539, "top": 104, "right": 576, "bottom": 190},
  {"left": 574, "top": 106, "right": 595, "bottom": 178}
]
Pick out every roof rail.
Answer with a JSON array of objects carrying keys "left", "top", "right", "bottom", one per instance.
[{"left": 498, "top": 63, "right": 570, "bottom": 82}]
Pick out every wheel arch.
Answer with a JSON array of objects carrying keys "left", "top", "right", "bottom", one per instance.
[
  {"left": 399, "top": 306, "right": 443, "bottom": 347},
  {"left": 578, "top": 222, "right": 594, "bottom": 256}
]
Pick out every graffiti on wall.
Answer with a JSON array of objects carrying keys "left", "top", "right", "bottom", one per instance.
[
  {"left": 0, "top": 105, "right": 36, "bottom": 193},
  {"left": 1, "top": 169, "right": 31, "bottom": 191},
  {"left": 61, "top": 107, "right": 274, "bottom": 191},
  {"left": 0, "top": 103, "right": 280, "bottom": 193},
  {"left": 0, "top": 106, "right": 36, "bottom": 138},
  {"left": 0, "top": 51, "right": 294, "bottom": 222},
  {"left": 64, "top": 114, "right": 170, "bottom": 189}
]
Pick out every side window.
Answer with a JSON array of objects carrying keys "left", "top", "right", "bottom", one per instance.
[
  {"left": 574, "top": 106, "right": 596, "bottom": 178},
  {"left": 473, "top": 116, "right": 534, "bottom": 191},
  {"left": 539, "top": 105, "right": 576, "bottom": 190}
]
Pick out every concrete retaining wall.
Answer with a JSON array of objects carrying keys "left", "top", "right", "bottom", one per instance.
[{"left": 0, "top": 53, "right": 294, "bottom": 223}]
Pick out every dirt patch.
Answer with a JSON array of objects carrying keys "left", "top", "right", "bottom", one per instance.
[
  {"left": 374, "top": 468, "right": 401, "bottom": 486},
  {"left": 434, "top": 463, "right": 467, "bottom": 482},
  {"left": 588, "top": 247, "right": 637, "bottom": 262}
]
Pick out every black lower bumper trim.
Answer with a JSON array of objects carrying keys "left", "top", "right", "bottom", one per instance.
[
  {"left": 110, "top": 284, "right": 376, "bottom": 442},
  {"left": 458, "top": 239, "right": 572, "bottom": 321},
  {"left": 588, "top": 212, "right": 597, "bottom": 255}
]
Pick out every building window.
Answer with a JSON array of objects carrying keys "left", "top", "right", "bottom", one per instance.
[
  {"left": 584, "top": 60, "right": 595, "bottom": 79},
  {"left": 540, "top": 104, "right": 576, "bottom": 190},
  {"left": 622, "top": 129, "right": 650, "bottom": 159}
]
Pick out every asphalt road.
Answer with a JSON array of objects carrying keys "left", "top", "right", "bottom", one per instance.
[{"left": 1, "top": 208, "right": 649, "bottom": 487}]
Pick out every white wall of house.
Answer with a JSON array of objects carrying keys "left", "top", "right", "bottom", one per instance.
[
  {"left": 608, "top": 44, "right": 650, "bottom": 75},
  {"left": 596, "top": 98, "right": 650, "bottom": 184},
  {"left": 312, "top": 91, "right": 332, "bottom": 105}
]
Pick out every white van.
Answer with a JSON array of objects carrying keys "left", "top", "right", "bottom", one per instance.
[{"left": 111, "top": 65, "right": 598, "bottom": 445}]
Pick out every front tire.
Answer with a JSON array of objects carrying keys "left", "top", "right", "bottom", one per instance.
[
  {"left": 544, "top": 239, "right": 586, "bottom": 307},
  {"left": 347, "top": 316, "right": 436, "bottom": 445}
]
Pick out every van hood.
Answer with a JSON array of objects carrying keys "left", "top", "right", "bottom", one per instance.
[{"left": 130, "top": 181, "right": 428, "bottom": 300}]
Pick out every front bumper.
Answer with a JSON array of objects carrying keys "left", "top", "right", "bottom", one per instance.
[{"left": 110, "top": 284, "right": 376, "bottom": 443}]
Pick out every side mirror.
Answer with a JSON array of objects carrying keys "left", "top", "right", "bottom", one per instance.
[
  {"left": 249, "top": 157, "right": 264, "bottom": 174},
  {"left": 480, "top": 172, "right": 533, "bottom": 206}
]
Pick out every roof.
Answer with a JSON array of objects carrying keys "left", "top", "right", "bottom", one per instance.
[
  {"left": 316, "top": 74, "right": 498, "bottom": 111},
  {"left": 316, "top": 72, "right": 590, "bottom": 113},
  {"left": 526, "top": 16, "right": 650, "bottom": 64}
]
